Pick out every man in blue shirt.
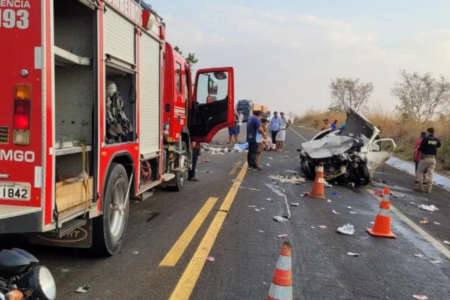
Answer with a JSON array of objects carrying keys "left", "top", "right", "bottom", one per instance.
[
  {"left": 269, "top": 111, "right": 281, "bottom": 144},
  {"left": 331, "top": 120, "right": 338, "bottom": 131},
  {"left": 247, "top": 110, "right": 266, "bottom": 170}
]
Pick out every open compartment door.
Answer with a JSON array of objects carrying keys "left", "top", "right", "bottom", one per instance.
[{"left": 189, "top": 67, "right": 234, "bottom": 142}]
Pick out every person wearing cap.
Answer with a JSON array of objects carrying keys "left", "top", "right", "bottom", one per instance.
[
  {"left": 414, "top": 127, "right": 441, "bottom": 194},
  {"left": 322, "top": 119, "right": 331, "bottom": 131}
]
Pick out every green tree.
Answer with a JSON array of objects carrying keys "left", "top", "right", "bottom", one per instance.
[{"left": 173, "top": 46, "right": 198, "bottom": 68}]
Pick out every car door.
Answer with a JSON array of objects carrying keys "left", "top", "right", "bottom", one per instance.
[{"left": 189, "top": 67, "right": 234, "bottom": 142}]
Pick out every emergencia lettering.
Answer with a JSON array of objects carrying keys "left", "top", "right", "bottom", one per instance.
[{"left": 0, "top": 0, "right": 31, "bottom": 8}]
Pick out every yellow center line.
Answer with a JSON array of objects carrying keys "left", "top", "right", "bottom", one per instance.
[
  {"left": 160, "top": 197, "right": 218, "bottom": 267},
  {"left": 229, "top": 160, "right": 242, "bottom": 176},
  {"left": 168, "top": 164, "right": 248, "bottom": 300}
]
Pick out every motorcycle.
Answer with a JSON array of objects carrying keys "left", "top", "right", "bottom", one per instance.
[{"left": 0, "top": 249, "right": 56, "bottom": 300}]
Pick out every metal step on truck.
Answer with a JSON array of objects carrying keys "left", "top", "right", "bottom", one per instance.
[{"left": 0, "top": 0, "right": 235, "bottom": 256}]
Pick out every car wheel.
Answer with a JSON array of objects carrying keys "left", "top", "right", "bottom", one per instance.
[
  {"left": 358, "top": 163, "right": 371, "bottom": 186},
  {"left": 301, "top": 159, "right": 316, "bottom": 180},
  {"left": 92, "top": 163, "right": 129, "bottom": 256}
]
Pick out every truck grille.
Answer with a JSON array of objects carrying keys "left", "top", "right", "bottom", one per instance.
[{"left": 0, "top": 127, "right": 9, "bottom": 144}]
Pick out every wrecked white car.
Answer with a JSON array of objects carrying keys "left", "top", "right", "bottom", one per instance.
[{"left": 299, "top": 109, "right": 396, "bottom": 186}]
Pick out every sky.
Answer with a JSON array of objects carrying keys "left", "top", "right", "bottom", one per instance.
[{"left": 150, "top": 0, "right": 450, "bottom": 115}]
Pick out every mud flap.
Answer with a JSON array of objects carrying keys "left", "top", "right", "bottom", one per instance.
[{"left": 30, "top": 220, "right": 93, "bottom": 249}]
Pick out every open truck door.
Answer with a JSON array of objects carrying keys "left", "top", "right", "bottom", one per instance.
[{"left": 189, "top": 67, "right": 234, "bottom": 143}]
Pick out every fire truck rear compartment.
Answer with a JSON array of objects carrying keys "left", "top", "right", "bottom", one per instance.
[{"left": 53, "top": 0, "right": 95, "bottom": 218}]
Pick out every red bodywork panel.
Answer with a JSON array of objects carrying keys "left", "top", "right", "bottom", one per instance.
[
  {"left": 190, "top": 67, "right": 235, "bottom": 143},
  {"left": 163, "top": 43, "right": 190, "bottom": 142},
  {"left": 0, "top": 1, "right": 43, "bottom": 208}
]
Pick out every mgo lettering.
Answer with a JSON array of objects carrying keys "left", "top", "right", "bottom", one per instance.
[
  {"left": 0, "top": 150, "right": 35, "bottom": 162},
  {"left": 105, "top": 0, "right": 142, "bottom": 25}
]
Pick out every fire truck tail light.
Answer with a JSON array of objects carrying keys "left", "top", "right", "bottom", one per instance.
[
  {"left": 15, "top": 84, "right": 32, "bottom": 100},
  {"left": 13, "top": 84, "right": 31, "bottom": 145}
]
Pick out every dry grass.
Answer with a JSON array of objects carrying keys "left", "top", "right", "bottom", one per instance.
[{"left": 295, "top": 106, "right": 450, "bottom": 173}]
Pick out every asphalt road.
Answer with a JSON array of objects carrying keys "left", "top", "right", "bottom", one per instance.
[{"left": 1, "top": 126, "right": 450, "bottom": 300}]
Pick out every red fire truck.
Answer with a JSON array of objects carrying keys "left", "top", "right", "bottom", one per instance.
[{"left": 0, "top": 0, "right": 234, "bottom": 255}]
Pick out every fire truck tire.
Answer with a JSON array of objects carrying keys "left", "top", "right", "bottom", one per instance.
[
  {"left": 92, "top": 163, "right": 129, "bottom": 256},
  {"left": 167, "top": 171, "right": 186, "bottom": 192}
]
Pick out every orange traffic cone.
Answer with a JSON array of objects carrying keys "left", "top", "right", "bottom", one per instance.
[
  {"left": 367, "top": 187, "right": 396, "bottom": 238},
  {"left": 310, "top": 163, "right": 325, "bottom": 199},
  {"left": 266, "top": 242, "right": 293, "bottom": 300}
]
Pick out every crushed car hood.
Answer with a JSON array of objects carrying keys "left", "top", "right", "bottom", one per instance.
[
  {"left": 342, "top": 108, "right": 380, "bottom": 143},
  {"left": 302, "top": 136, "right": 357, "bottom": 159}
]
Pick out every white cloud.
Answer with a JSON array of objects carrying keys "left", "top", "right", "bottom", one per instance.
[{"left": 162, "top": 3, "right": 450, "bottom": 115}]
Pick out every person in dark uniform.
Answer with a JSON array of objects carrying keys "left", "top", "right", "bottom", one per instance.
[
  {"left": 188, "top": 142, "right": 201, "bottom": 182},
  {"left": 414, "top": 127, "right": 441, "bottom": 193}
]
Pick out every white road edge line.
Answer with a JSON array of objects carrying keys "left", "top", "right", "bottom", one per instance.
[
  {"left": 365, "top": 188, "right": 450, "bottom": 260},
  {"left": 289, "top": 127, "right": 308, "bottom": 142}
]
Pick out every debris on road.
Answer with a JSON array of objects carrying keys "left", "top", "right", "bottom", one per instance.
[
  {"left": 413, "top": 295, "right": 428, "bottom": 300},
  {"left": 302, "top": 191, "right": 310, "bottom": 196},
  {"left": 414, "top": 254, "right": 424, "bottom": 258},
  {"left": 75, "top": 286, "right": 90, "bottom": 293},
  {"left": 324, "top": 181, "right": 333, "bottom": 188},
  {"left": 268, "top": 174, "right": 305, "bottom": 184},
  {"left": 132, "top": 251, "right": 139, "bottom": 255},
  {"left": 291, "top": 203, "right": 299, "bottom": 207},
  {"left": 347, "top": 252, "right": 359, "bottom": 257},
  {"left": 337, "top": 224, "right": 355, "bottom": 235},
  {"left": 347, "top": 206, "right": 352, "bottom": 210},
  {"left": 374, "top": 190, "right": 383, "bottom": 196},
  {"left": 255, "top": 209, "right": 261, "bottom": 212},
  {"left": 444, "top": 240, "right": 450, "bottom": 245},
  {"left": 267, "top": 198, "right": 272, "bottom": 201},
  {"left": 327, "top": 199, "right": 332, "bottom": 203},
  {"left": 418, "top": 204, "right": 439, "bottom": 212},
  {"left": 206, "top": 257, "right": 215, "bottom": 262},
  {"left": 419, "top": 218, "right": 428, "bottom": 224},
  {"left": 248, "top": 205, "right": 257, "bottom": 208},
  {"left": 350, "top": 211, "right": 358, "bottom": 214},
  {"left": 268, "top": 157, "right": 273, "bottom": 160},
  {"left": 267, "top": 163, "right": 271, "bottom": 166},
  {"left": 434, "top": 222, "right": 441, "bottom": 225},
  {"left": 332, "top": 210, "right": 340, "bottom": 215},
  {"left": 318, "top": 225, "right": 327, "bottom": 229},
  {"left": 273, "top": 216, "right": 289, "bottom": 222},
  {"left": 204, "top": 159, "right": 210, "bottom": 162},
  {"left": 277, "top": 234, "right": 288, "bottom": 238},
  {"left": 332, "top": 192, "right": 339, "bottom": 196},
  {"left": 430, "top": 260, "right": 441, "bottom": 264},
  {"left": 61, "top": 268, "right": 70, "bottom": 273}
]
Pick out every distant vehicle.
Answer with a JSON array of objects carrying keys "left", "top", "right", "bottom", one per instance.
[
  {"left": 299, "top": 109, "right": 396, "bottom": 186},
  {"left": 252, "top": 103, "right": 268, "bottom": 115},
  {"left": 237, "top": 100, "right": 253, "bottom": 122}
]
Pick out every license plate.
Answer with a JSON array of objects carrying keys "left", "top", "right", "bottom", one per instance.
[{"left": 0, "top": 182, "right": 31, "bottom": 201}]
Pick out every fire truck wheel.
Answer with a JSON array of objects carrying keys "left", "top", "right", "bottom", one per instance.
[
  {"left": 168, "top": 171, "right": 186, "bottom": 192},
  {"left": 92, "top": 163, "right": 129, "bottom": 256}
]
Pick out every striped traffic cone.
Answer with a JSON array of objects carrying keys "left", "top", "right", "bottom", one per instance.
[
  {"left": 267, "top": 242, "right": 293, "bottom": 300},
  {"left": 310, "top": 163, "right": 325, "bottom": 199},
  {"left": 367, "top": 187, "right": 396, "bottom": 238}
]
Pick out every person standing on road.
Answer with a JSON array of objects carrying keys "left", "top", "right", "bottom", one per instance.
[
  {"left": 256, "top": 118, "right": 269, "bottom": 167},
  {"left": 247, "top": 110, "right": 266, "bottom": 170},
  {"left": 414, "top": 132, "right": 427, "bottom": 185},
  {"left": 415, "top": 128, "right": 441, "bottom": 193},
  {"left": 269, "top": 111, "right": 281, "bottom": 144},
  {"left": 322, "top": 119, "right": 331, "bottom": 131},
  {"left": 188, "top": 142, "right": 201, "bottom": 182},
  {"left": 275, "top": 112, "right": 290, "bottom": 151},
  {"left": 235, "top": 109, "right": 244, "bottom": 143},
  {"left": 227, "top": 111, "right": 239, "bottom": 145}
]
